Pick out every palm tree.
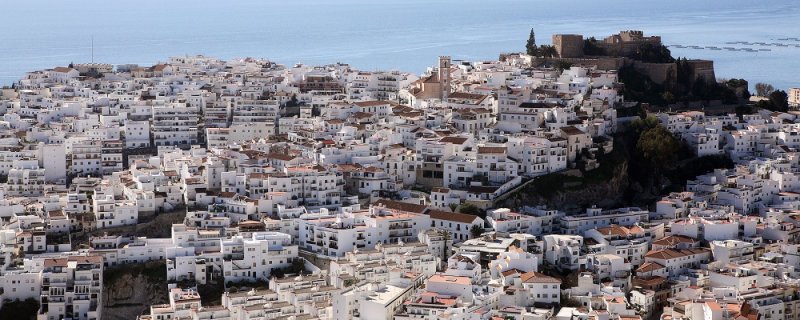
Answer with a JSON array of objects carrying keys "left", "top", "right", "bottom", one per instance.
[
  {"left": 470, "top": 224, "right": 485, "bottom": 238},
  {"left": 539, "top": 45, "right": 558, "bottom": 58},
  {"left": 448, "top": 203, "right": 458, "bottom": 212}
]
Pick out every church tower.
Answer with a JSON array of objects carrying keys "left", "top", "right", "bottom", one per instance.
[{"left": 438, "top": 56, "right": 451, "bottom": 100}]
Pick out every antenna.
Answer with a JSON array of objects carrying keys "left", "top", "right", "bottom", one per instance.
[{"left": 91, "top": 36, "right": 94, "bottom": 63}]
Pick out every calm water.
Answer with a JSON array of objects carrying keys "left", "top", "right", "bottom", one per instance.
[{"left": 1, "top": 0, "right": 798, "bottom": 89}]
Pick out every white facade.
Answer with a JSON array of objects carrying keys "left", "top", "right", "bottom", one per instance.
[{"left": 221, "top": 232, "right": 298, "bottom": 282}]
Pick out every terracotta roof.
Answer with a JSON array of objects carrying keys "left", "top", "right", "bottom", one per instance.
[
  {"left": 266, "top": 153, "right": 295, "bottom": 161},
  {"left": 352, "top": 111, "right": 373, "bottom": 119},
  {"left": 477, "top": 146, "right": 506, "bottom": 154},
  {"left": 44, "top": 258, "right": 68, "bottom": 268},
  {"left": 373, "top": 199, "right": 428, "bottom": 214},
  {"left": 560, "top": 126, "right": 585, "bottom": 136},
  {"left": 595, "top": 225, "right": 644, "bottom": 237},
  {"left": 429, "top": 209, "right": 480, "bottom": 224},
  {"left": 652, "top": 235, "right": 697, "bottom": 246},
  {"left": 69, "top": 255, "right": 103, "bottom": 264},
  {"left": 636, "top": 262, "right": 665, "bottom": 273},
  {"left": 448, "top": 92, "right": 487, "bottom": 101},
  {"left": 501, "top": 268, "right": 525, "bottom": 277},
  {"left": 439, "top": 137, "right": 468, "bottom": 145},
  {"left": 422, "top": 74, "right": 439, "bottom": 84},
  {"left": 150, "top": 64, "right": 170, "bottom": 72},
  {"left": 353, "top": 100, "right": 390, "bottom": 107},
  {"left": 645, "top": 248, "right": 709, "bottom": 260},
  {"left": 520, "top": 271, "right": 561, "bottom": 284}
]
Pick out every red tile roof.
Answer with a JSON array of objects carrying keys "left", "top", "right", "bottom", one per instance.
[
  {"left": 429, "top": 209, "right": 480, "bottom": 224},
  {"left": 520, "top": 271, "right": 561, "bottom": 284}
]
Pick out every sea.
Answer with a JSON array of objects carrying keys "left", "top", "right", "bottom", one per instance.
[{"left": 1, "top": 0, "right": 798, "bottom": 90}]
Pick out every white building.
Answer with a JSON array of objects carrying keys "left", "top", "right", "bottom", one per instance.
[
  {"left": 93, "top": 192, "right": 138, "bottom": 229},
  {"left": 38, "top": 255, "right": 104, "bottom": 320},
  {"left": 151, "top": 104, "right": 199, "bottom": 147},
  {"left": 543, "top": 234, "right": 585, "bottom": 271},
  {"left": 124, "top": 120, "right": 151, "bottom": 148},
  {"left": 6, "top": 159, "right": 46, "bottom": 197},
  {"left": 428, "top": 209, "right": 484, "bottom": 243},
  {"left": 221, "top": 232, "right": 298, "bottom": 282}
]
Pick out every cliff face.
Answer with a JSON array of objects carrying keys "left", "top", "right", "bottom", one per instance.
[
  {"left": 497, "top": 129, "right": 733, "bottom": 213},
  {"left": 499, "top": 160, "right": 631, "bottom": 212},
  {"left": 550, "top": 161, "right": 630, "bottom": 209},
  {"left": 102, "top": 263, "right": 168, "bottom": 320}
]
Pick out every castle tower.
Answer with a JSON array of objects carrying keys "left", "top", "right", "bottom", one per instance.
[
  {"left": 552, "top": 34, "right": 584, "bottom": 58},
  {"left": 438, "top": 56, "right": 451, "bottom": 100}
]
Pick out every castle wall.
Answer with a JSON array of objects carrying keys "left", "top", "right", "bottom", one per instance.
[
  {"left": 687, "top": 60, "right": 716, "bottom": 84},
  {"left": 553, "top": 34, "right": 584, "bottom": 58}
]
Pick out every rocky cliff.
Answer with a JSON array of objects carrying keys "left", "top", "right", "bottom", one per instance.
[
  {"left": 102, "top": 262, "right": 168, "bottom": 320},
  {"left": 499, "top": 160, "right": 632, "bottom": 212}
]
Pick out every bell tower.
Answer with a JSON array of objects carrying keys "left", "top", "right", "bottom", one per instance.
[{"left": 438, "top": 56, "right": 451, "bottom": 100}]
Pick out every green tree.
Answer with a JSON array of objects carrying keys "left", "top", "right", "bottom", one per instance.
[
  {"left": 675, "top": 57, "right": 693, "bottom": 90},
  {"left": 618, "top": 65, "right": 666, "bottom": 105},
  {"left": 343, "top": 278, "right": 359, "bottom": 287},
  {"left": 526, "top": 28, "right": 538, "bottom": 56},
  {"left": 448, "top": 203, "right": 458, "bottom": 213},
  {"left": 555, "top": 61, "right": 573, "bottom": 72},
  {"left": 735, "top": 105, "right": 754, "bottom": 119},
  {"left": 470, "top": 224, "right": 485, "bottom": 238},
  {"left": 0, "top": 298, "right": 39, "bottom": 320},
  {"left": 629, "top": 43, "right": 675, "bottom": 63},
  {"left": 691, "top": 76, "right": 710, "bottom": 100},
  {"left": 769, "top": 90, "right": 789, "bottom": 112},
  {"left": 636, "top": 125, "right": 680, "bottom": 173},
  {"left": 583, "top": 37, "right": 606, "bottom": 56},
  {"left": 458, "top": 203, "right": 482, "bottom": 216},
  {"left": 269, "top": 258, "right": 306, "bottom": 278},
  {"left": 755, "top": 100, "right": 772, "bottom": 110},
  {"left": 661, "top": 91, "right": 676, "bottom": 104},
  {"left": 538, "top": 45, "right": 557, "bottom": 58}
]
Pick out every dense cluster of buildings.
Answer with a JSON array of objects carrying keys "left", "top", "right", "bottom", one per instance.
[{"left": 0, "top": 35, "right": 797, "bottom": 319}]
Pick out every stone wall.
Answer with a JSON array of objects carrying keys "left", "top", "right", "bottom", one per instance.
[
  {"left": 553, "top": 34, "right": 584, "bottom": 58},
  {"left": 687, "top": 59, "right": 716, "bottom": 84},
  {"left": 633, "top": 61, "right": 677, "bottom": 87}
]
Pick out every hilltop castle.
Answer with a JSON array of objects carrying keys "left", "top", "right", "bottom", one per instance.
[{"left": 551, "top": 30, "right": 715, "bottom": 86}]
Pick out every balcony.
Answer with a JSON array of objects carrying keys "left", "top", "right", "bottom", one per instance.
[
  {"left": 390, "top": 230, "right": 412, "bottom": 238},
  {"left": 73, "top": 294, "right": 90, "bottom": 301},
  {"left": 389, "top": 223, "right": 411, "bottom": 230}
]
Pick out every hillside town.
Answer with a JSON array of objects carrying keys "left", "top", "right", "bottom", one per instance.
[{"left": 0, "top": 30, "right": 799, "bottom": 320}]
